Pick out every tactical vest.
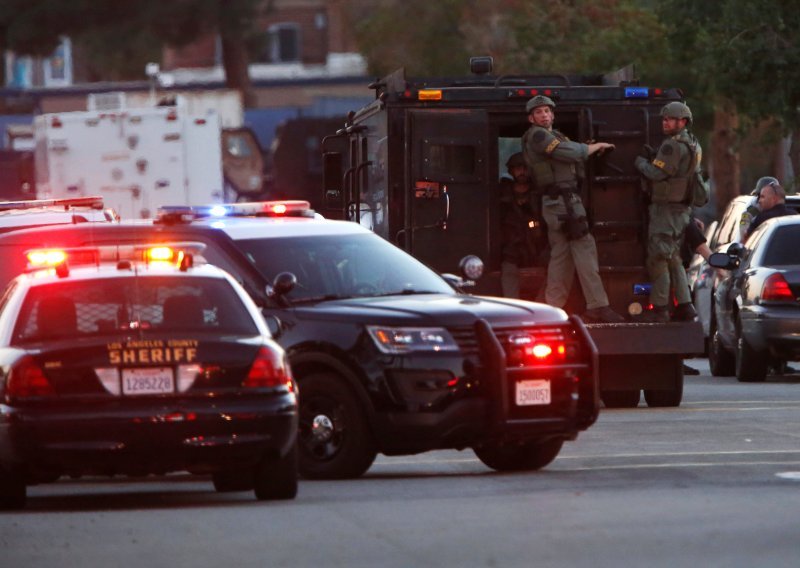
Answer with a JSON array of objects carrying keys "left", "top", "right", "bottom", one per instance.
[
  {"left": 523, "top": 127, "right": 583, "bottom": 190},
  {"left": 651, "top": 131, "right": 695, "bottom": 205}
]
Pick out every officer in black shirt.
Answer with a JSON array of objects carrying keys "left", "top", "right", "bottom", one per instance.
[
  {"left": 745, "top": 179, "right": 797, "bottom": 239},
  {"left": 499, "top": 152, "right": 545, "bottom": 298}
]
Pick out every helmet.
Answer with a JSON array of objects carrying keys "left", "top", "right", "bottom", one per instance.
[
  {"left": 751, "top": 176, "right": 780, "bottom": 196},
  {"left": 661, "top": 101, "right": 692, "bottom": 123},
  {"left": 526, "top": 95, "right": 555, "bottom": 113},
  {"left": 506, "top": 152, "right": 526, "bottom": 169}
]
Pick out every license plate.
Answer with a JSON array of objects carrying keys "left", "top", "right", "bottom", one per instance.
[
  {"left": 515, "top": 379, "right": 551, "bottom": 406},
  {"left": 121, "top": 367, "right": 175, "bottom": 395}
]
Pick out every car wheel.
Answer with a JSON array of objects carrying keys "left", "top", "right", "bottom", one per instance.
[
  {"left": 601, "top": 390, "right": 641, "bottom": 408},
  {"left": 254, "top": 443, "right": 298, "bottom": 501},
  {"left": 708, "top": 317, "right": 735, "bottom": 377},
  {"left": 736, "top": 334, "right": 767, "bottom": 383},
  {"left": 474, "top": 438, "right": 564, "bottom": 472},
  {"left": 298, "top": 373, "right": 377, "bottom": 479},
  {"left": 0, "top": 468, "right": 26, "bottom": 510},
  {"left": 644, "top": 359, "right": 684, "bottom": 407},
  {"left": 212, "top": 468, "right": 254, "bottom": 493}
]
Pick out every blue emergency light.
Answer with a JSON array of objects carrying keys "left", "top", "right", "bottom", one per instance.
[
  {"left": 633, "top": 283, "right": 652, "bottom": 296},
  {"left": 624, "top": 87, "right": 649, "bottom": 98}
]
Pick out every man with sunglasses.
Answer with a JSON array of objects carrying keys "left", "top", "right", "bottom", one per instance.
[{"left": 745, "top": 177, "right": 797, "bottom": 239}]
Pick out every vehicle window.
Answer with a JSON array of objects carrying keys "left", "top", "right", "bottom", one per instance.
[
  {"left": 0, "top": 281, "right": 18, "bottom": 316},
  {"left": 426, "top": 144, "right": 475, "bottom": 177},
  {"left": 11, "top": 276, "right": 259, "bottom": 344},
  {"left": 762, "top": 225, "right": 800, "bottom": 266},
  {"left": 225, "top": 133, "right": 254, "bottom": 158},
  {"left": 235, "top": 232, "right": 454, "bottom": 300},
  {"left": 714, "top": 200, "right": 744, "bottom": 247}
]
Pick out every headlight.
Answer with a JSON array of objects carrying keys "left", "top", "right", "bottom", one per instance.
[{"left": 366, "top": 326, "right": 459, "bottom": 354}]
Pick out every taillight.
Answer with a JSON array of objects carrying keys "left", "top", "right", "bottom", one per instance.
[
  {"left": 506, "top": 327, "right": 574, "bottom": 366},
  {"left": 243, "top": 347, "right": 293, "bottom": 390},
  {"left": 762, "top": 273, "right": 795, "bottom": 302},
  {"left": 6, "top": 356, "right": 55, "bottom": 399},
  {"left": 523, "top": 342, "right": 567, "bottom": 363}
]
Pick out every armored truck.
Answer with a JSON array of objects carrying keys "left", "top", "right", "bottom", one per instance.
[{"left": 321, "top": 57, "right": 704, "bottom": 408}]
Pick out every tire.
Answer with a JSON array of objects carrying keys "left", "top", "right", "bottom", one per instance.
[
  {"left": 298, "top": 373, "right": 377, "bottom": 480},
  {"left": 736, "top": 333, "right": 767, "bottom": 383},
  {"left": 601, "top": 390, "right": 641, "bottom": 408},
  {"left": 0, "top": 468, "right": 26, "bottom": 511},
  {"left": 254, "top": 443, "right": 298, "bottom": 501},
  {"left": 212, "top": 468, "right": 254, "bottom": 493},
  {"left": 644, "top": 359, "right": 684, "bottom": 407},
  {"left": 474, "top": 438, "right": 564, "bottom": 472},
  {"left": 708, "top": 317, "right": 735, "bottom": 377}
]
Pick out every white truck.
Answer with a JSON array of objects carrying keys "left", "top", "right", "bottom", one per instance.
[{"left": 33, "top": 93, "right": 230, "bottom": 219}]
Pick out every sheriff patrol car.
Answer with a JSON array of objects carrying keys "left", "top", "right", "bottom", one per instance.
[
  {"left": 0, "top": 200, "right": 599, "bottom": 480},
  {"left": 0, "top": 243, "right": 298, "bottom": 509}
]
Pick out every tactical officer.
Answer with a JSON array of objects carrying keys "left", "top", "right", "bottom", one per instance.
[
  {"left": 522, "top": 95, "right": 624, "bottom": 323},
  {"left": 635, "top": 101, "right": 700, "bottom": 322},
  {"left": 499, "top": 152, "right": 545, "bottom": 298}
]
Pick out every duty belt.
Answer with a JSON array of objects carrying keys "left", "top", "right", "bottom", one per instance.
[{"left": 545, "top": 184, "right": 578, "bottom": 200}]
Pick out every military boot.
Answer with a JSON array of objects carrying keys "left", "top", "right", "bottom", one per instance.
[
  {"left": 671, "top": 302, "right": 697, "bottom": 322},
  {"left": 582, "top": 305, "right": 625, "bottom": 323},
  {"left": 639, "top": 305, "right": 670, "bottom": 323}
]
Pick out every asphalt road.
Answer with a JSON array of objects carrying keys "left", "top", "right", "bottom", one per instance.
[{"left": 4, "top": 358, "right": 800, "bottom": 568}]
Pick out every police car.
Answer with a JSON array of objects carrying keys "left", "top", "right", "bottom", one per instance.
[
  {"left": 0, "top": 196, "right": 119, "bottom": 234},
  {"left": 0, "top": 201, "right": 599, "bottom": 480},
  {"left": 0, "top": 243, "right": 298, "bottom": 509}
]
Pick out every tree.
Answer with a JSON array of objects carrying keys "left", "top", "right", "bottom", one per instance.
[
  {"left": 0, "top": 0, "right": 267, "bottom": 106},
  {"left": 349, "top": 0, "right": 473, "bottom": 77},
  {"left": 657, "top": 0, "right": 800, "bottom": 205}
]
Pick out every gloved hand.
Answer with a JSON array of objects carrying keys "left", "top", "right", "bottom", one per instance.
[{"left": 641, "top": 144, "right": 655, "bottom": 159}]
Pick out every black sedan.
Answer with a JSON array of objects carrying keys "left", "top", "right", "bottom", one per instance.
[
  {"left": 0, "top": 244, "right": 298, "bottom": 509},
  {"left": 708, "top": 215, "right": 800, "bottom": 382}
]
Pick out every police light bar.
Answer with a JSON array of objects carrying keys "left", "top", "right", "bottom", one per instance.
[
  {"left": 156, "top": 200, "right": 313, "bottom": 222},
  {"left": 0, "top": 196, "right": 105, "bottom": 212},
  {"left": 25, "top": 243, "right": 207, "bottom": 271}
]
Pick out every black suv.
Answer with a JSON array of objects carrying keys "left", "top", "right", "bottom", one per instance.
[{"left": 0, "top": 202, "right": 599, "bottom": 479}]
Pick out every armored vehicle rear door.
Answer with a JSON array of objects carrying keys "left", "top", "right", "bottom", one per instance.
[{"left": 405, "top": 109, "right": 490, "bottom": 272}]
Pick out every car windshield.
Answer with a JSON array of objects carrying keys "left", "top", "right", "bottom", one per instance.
[
  {"left": 234, "top": 232, "right": 455, "bottom": 301},
  {"left": 762, "top": 224, "right": 800, "bottom": 266},
  {"left": 11, "top": 276, "right": 259, "bottom": 345}
]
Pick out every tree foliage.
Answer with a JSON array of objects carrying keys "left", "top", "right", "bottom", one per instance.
[
  {"left": 0, "top": 0, "right": 265, "bottom": 93},
  {"left": 350, "top": 0, "right": 474, "bottom": 77}
]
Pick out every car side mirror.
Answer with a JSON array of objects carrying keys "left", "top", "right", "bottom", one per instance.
[{"left": 708, "top": 251, "right": 739, "bottom": 270}]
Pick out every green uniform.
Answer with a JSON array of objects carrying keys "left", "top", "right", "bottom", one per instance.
[
  {"left": 522, "top": 125, "right": 610, "bottom": 310},
  {"left": 634, "top": 128, "right": 698, "bottom": 308}
]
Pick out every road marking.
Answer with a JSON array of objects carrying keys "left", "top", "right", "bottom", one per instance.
[
  {"left": 373, "top": 449, "right": 800, "bottom": 467},
  {"left": 559, "top": 460, "right": 800, "bottom": 472},
  {"left": 776, "top": 471, "right": 800, "bottom": 480},
  {"left": 684, "top": 400, "right": 800, "bottom": 405},
  {"left": 558, "top": 449, "right": 800, "bottom": 460}
]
